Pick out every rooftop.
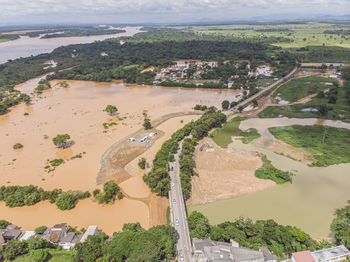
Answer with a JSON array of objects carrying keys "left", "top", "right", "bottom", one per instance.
[
  {"left": 292, "top": 250, "right": 315, "bottom": 262},
  {"left": 49, "top": 231, "right": 61, "bottom": 243},
  {"left": 193, "top": 238, "right": 264, "bottom": 262},
  {"left": 311, "top": 245, "right": 350, "bottom": 260},
  {"left": 19, "top": 231, "right": 35, "bottom": 241}
]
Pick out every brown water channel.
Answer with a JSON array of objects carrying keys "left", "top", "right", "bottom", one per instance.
[{"left": 190, "top": 117, "right": 350, "bottom": 238}]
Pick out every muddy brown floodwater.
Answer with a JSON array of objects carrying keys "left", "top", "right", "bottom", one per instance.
[
  {"left": 189, "top": 117, "right": 350, "bottom": 239},
  {"left": 0, "top": 77, "right": 242, "bottom": 234}
]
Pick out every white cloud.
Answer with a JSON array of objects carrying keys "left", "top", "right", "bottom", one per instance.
[{"left": 0, "top": 0, "right": 349, "bottom": 24}]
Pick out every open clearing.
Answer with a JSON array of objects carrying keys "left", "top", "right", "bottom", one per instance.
[{"left": 187, "top": 138, "right": 275, "bottom": 206}]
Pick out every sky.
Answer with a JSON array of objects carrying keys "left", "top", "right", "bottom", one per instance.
[{"left": 0, "top": 0, "right": 350, "bottom": 25}]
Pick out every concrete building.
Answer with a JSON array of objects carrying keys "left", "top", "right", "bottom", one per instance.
[
  {"left": 2, "top": 225, "right": 22, "bottom": 242},
  {"left": 259, "top": 247, "right": 278, "bottom": 262},
  {"left": 192, "top": 238, "right": 265, "bottom": 262},
  {"left": 80, "top": 226, "right": 99, "bottom": 243},
  {"left": 19, "top": 231, "right": 35, "bottom": 241},
  {"left": 311, "top": 245, "right": 350, "bottom": 262}
]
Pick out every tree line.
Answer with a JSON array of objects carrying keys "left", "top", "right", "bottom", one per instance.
[
  {"left": 188, "top": 211, "right": 332, "bottom": 260},
  {"left": 143, "top": 108, "right": 226, "bottom": 197},
  {"left": 0, "top": 181, "right": 123, "bottom": 211}
]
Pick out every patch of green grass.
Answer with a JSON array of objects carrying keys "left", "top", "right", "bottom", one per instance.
[
  {"left": 255, "top": 155, "right": 294, "bottom": 184},
  {"left": 180, "top": 22, "right": 350, "bottom": 49},
  {"left": 45, "top": 158, "right": 65, "bottom": 173},
  {"left": 269, "top": 125, "right": 350, "bottom": 166},
  {"left": 274, "top": 76, "right": 338, "bottom": 103},
  {"left": 210, "top": 116, "right": 260, "bottom": 147},
  {"left": 259, "top": 80, "right": 350, "bottom": 122},
  {"left": 103, "top": 122, "right": 118, "bottom": 130},
  {"left": 166, "top": 206, "right": 170, "bottom": 225}
]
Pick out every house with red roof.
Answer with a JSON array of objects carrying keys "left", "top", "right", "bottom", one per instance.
[{"left": 292, "top": 251, "right": 316, "bottom": 262}]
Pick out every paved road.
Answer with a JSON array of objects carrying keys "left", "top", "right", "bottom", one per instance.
[
  {"left": 169, "top": 142, "right": 192, "bottom": 262},
  {"left": 167, "top": 64, "right": 298, "bottom": 262},
  {"left": 227, "top": 64, "right": 299, "bottom": 116}
]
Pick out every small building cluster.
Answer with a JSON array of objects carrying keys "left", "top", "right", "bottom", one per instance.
[
  {"left": 192, "top": 238, "right": 278, "bottom": 262},
  {"left": 0, "top": 223, "right": 99, "bottom": 250},
  {"left": 192, "top": 238, "right": 350, "bottom": 262},
  {"left": 155, "top": 60, "right": 218, "bottom": 81}
]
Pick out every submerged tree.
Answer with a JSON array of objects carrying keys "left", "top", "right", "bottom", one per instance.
[
  {"left": 52, "top": 134, "right": 71, "bottom": 148},
  {"left": 104, "top": 105, "right": 118, "bottom": 116},
  {"left": 143, "top": 118, "right": 152, "bottom": 130}
]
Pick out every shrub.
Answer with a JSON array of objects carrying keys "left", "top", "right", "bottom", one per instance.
[
  {"left": 94, "top": 181, "right": 123, "bottom": 204},
  {"left": 143, "top": 118, "right": 152, "bottom": 130},
  {"left": 55, "top": 191, "right": 91, "bottom": 210},
  {"left": 52, "top": 134, "right": 71, "bottom": 148},
  {"left": 138, "top": 158, "right": 146, "bottom": 169},
  {"left": 31, "top": 249, "right": 49, "bottom": 262},
  {"left": 104, "top": 105, "right": 118, "bottom": 115},
  {"left": 34, "top": 226, "right": 48, "bottom": 234},
  {"left": 13, "top": 143, "right": 23, "bottom": 150},
  {"left": 0, "top": 219, "right": 11, "bottom": 229}
]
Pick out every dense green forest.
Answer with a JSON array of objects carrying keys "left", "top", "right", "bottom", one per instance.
[
  {"left": 143, "top": 108, "right": 226, "bottom": 197},
  {"left": 188, "top": 211, "right": 331, "bottom": 260}
]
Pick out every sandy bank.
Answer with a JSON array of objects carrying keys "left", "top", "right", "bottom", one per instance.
[{"left": 187, "top": 138, "right": 275, "bottom": 206}]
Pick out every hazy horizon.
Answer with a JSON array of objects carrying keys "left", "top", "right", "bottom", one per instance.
[{"left": 1, "top": 0, "right": 350, "bottom": 26}]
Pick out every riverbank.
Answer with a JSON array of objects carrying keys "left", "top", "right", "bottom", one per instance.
[{"left": 189, "top": 117, "right": 350, "bottom": 238}]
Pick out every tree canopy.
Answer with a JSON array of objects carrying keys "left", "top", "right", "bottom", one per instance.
[{"left": 104, "top": 105, "right": 118, "bottom": 115}]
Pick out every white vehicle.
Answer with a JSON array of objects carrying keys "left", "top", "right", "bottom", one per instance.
[
  {"left": 149, "top": 132, "right": 158, "bottom": 137},
  {"left": 180, "top": 254, "right": 184, "bottom": 261},
  {"left": 140, "top": 136, "right": 149, "bottom": 143},
  {"left": 173, "top": 199, "right": 176, "bottom": 204},
  {"left": 175, "top": 219, "right": 179, "bottom": 226},
  {"left": 129, "top": 138, "right": 136, "bottom": 142}
]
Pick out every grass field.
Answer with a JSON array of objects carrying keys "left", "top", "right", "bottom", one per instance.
[
  {"left": 259, "top": 80, "right": 350, "bottom": 122},
  {"left": 14, "top": 249, "right": 75, "bottom": 262},
  {"left": 210, "top": 116, "right": 260, "bottom": 147},
  {"left": 255, "top": 154, "right": 294, "bottom": 184},
  {"left": 178, "top": 22, "right": 350, "bottom": 49},
  {"left": 269, "top": 125, "right": 350, "bottom": 166},
  {"left": 274, "top": 76, "right": 338, "bottom": 103}
]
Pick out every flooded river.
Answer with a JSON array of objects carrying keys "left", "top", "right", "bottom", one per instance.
[
  {"left": 0, "top": 26, "right": 141, "bottom": 64},
  {"left": 190, "top": 117, "right": 350, "bottom": 238},
  {"left": 0, "top": 77, "right": 242, "bottom": 233}
]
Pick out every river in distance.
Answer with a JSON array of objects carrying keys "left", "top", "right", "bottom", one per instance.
[{"left": 0, "top": 26, "right": 142, "bottom": 64}]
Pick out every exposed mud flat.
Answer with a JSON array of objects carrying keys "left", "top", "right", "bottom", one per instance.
[{"left": 187, "top": 138, "right": 275, "bottom": 206}]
